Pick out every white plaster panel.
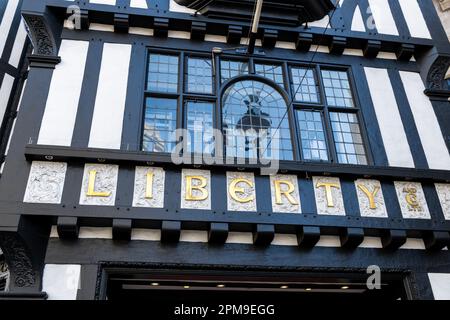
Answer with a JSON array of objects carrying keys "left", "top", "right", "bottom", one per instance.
[
  {"left": 272, "top": 234, "right": 298, "bottom": 246},
  {"left": 89, "top": 24, "right": 114, "bottom": 32},
  {"left": 0, "top": 0, "right": 19, "bottom": 57},
  {"left": 354, "top": 179, "right": 388, "bottom": 218},
  {"left": 38, "top": 40, "right": 89, "bottom": 146},
  {"left": 313, "top": 176, "right": 345, "bottom": 216},
  {"left": 398, "top": 0, "right": 431, "bottom": 39},
  {"left": 399, "top": 71, "right": 450, "bottom": 170},
  {"left": 181, "top": 169, "right": 211, "bottom": 210},
  {"left": 435, "top": 183, "right": 450, "bottom": 220},
  {"left": 0, "top": 74, "right": 14, "bottom": 126},
  {"left": 23, "top": 161, "right": 67, "bottom": 204},
  {"left": 89, "top": 0, "right": 116, "bottom": 5},
  {"left": 88, "top": 43, "right": 131, "bottom": 149},
  {"left": 79, "top": 164, "right": 119, "bottom": 206},
  {"left": 394, "top": 181, "right": 431, "bottom": 219},
  {"left": 131, "top": 229, "right": 161, "bottom": 241},
  {"left": 180, "top": 231, "right": 208, "bottom": 243},
  {"left": 367, "top": 0, "right": 399, "bottom": 35},
  {"left": 309, "top": 15, "right": 330, "bottom": 28},
  {"left": 133, "top": 167, "right": 165, "bottom": 208},
  {"left": 270, "top": 174, "right": 301, "bottom": 214},
  {"left": 428, "top": 274, "right": 450, "bottom": 300},
  {"left": 169, "top": 0, "right": 196, "bottom": 14},
  {"left": 8, "top": 20, "right": 27, "bottom": 68},
  {"left": 129, "top": 27, "right": 154, "bottom": 36},
  {"left": 351, "top": 5, "right": 366, "bottom": 32},
  {"left": 364, "top": 67, "right": 414, "bottom": 168},
  {"left": 43, "top": 264, "right": 81, "bottom": 300},
  {"left": 130, "top": 0, "right": 148, "bottom": 9},
  {"left": 78, "top": 227, "right": 112, "bottom": 239},
  {"left": 227, "top": 172, "right": 257, "bottom": 212},
  {"left": 226, "top": 232, "right": 254, "bottom": 244}
]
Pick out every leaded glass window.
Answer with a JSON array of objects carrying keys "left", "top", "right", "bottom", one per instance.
[
  {"left": 142, "top": 98, "right": 178, "bottom": 153},
  {"left": 255, "top": 63, "right": 284, "bottom": 86},
  {"left": 221, "top": 60, "right": 248, "bottom": 83},
  {"left": 297, "top": 110, "right": 328, "bottom": 161},
  {"left": 321, "top": 70, "right": 354, "bottom": 108},
  {"left": 330, "top": 112, "right": 367, "bottom": 165},
  {"left": 187, "top": 57, "right": 213, "bottom": 94},
  {"left": 222, "top": 80, "right": 293, "bottom": 160},
  {"left": 291, "top": 67, "right": 320, "bottom": 103},
  {"left": 186, "top": 101, "right": 215, "bottom": 155},
  {"left": 147, "top": 53, "right": 179, "bottom": 93}
]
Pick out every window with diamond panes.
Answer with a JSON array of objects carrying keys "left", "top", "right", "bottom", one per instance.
[
  {"left": 142, "top": 97, "right": 178, "bottom": 153},
  {"left": 186, "top": 101, "right": 215, "bottom": 155},
  {"left": 147, "top": 53, "right": 179, "bottom": 93},
  {"left": 255, "top": 63, "right": 284, "bottom": 86},
  {"left": 321, "top": 70, "right": 354, "bottom": 108},
  {"left": 330, "top": 112, "right": 367, "bottom": 165},
  {"left": 291, "top": 67, "right": 320, "bottom": 103},
  {"left": 187, "top": 57, "right": 213, "bottom": 94},
  {"left": 221, "top": 60, "right": 248, "bottom": 83},
  {"left": 297, "top": 110, "right": 328, "bottom": 161}
]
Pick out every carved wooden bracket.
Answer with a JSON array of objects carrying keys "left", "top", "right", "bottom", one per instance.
[
  {"left": 22, "top": 12, "right": 61, "bottom": 68},
  {"left": 424, "top": 55, "right": 450, "bottom": 100}
]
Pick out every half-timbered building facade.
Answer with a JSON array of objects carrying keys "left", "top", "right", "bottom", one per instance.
[{"left": 1, "top": 0, "right": 450, "bottom": 300}]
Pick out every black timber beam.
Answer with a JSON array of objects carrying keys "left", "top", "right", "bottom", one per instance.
[
  {"left": 381, "top": 229, "right": 407, "bottom": 250},
  {"left": 253, "top": 224, "right": 275, "bottom": 246},
  {"left": 297, "top": 226, "right": 320, "bottom": 248},
  {"left": 208, "top": 222, "right": 228, "bottom": 244},
  {"left": 57, "top": 216, "right": 79, "bottom": 240},
  {"left": 161, "top": 221, "right": 181, "bottom": 243},
  {"left": 112, "top": 219, "right": 132, "bottom": 241}
]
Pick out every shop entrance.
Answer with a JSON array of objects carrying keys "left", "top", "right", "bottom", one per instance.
[{"left": 104, "top": 268, "right": 409, "bottom": 301}]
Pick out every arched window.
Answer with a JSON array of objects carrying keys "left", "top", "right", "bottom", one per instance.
[
  {"left": 222, "top": 80, "right": 293, "bottom": 161},
  {"left": 0, "top": 248, "right": 9, "bottom": 292}
]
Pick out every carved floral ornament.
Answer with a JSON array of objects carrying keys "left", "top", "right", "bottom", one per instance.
[{"left": 23, "top": 162, "right": 450, "bottom": 219}]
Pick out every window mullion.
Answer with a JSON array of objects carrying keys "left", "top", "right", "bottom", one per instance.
[{"left": 317, "top": 66, "right": 338, "bottom": 163}]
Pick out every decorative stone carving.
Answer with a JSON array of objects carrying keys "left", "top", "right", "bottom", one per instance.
[
  {"left": 23, "top": 14, "right": 58, "bottom": 56},
  {"left": 439, "top": 0, "right": 450, "bottom": 11},
  {"left": 23, "top": 161, "right": 67, "bottom": 204},
  {"left": 227, "top": 172, "right": 257, "bottom": 212},
  {"left": 133, "top": 167, "right": 165, "bottom": 208},
  {"left": 394, "top": 181, "right": 431, "bottom": 219},
  {"left": 270, "top": 174, "right": 301, "bottom": 214},
  {"left": 354, "top": 179, "right": 388, "bottom": 218},
  {"left": 0, "top": 233, "right": 36, "bottom": 288},
  {"left": 181, "top": 169, "right": 211, "bottom": 210},
  {"left": 313, "top": 176, "right": 345, "bottom": 216},
  {"left": 435, "top": 183, "right": 450, "bottom": 220},
  {"left": 79, "top": 164, "right": 119, "bottom": 206},
  {"left": 427, "top": 56, "right": 450, "bottom": 90},
  {"left": 0, "top": 248, "right": 9, "bottom": 291}
]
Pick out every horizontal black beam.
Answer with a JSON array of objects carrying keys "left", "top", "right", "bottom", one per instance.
[{"left": 25, "top": 145, "right": 450, "bottom": 183}]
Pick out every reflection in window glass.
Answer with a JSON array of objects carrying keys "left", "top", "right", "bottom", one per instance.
[
  {"left": 297, "top": 110, "right": 328, "bottom": 161},
  {"left": 222, "top": 80, "right": 293, "bottom": 161},
  {"left": 321, "top": 70, "right": 354, "bottom": 108},
  {"left": 147, "top": 54, "right": 179, "bottom": 93},
  {"left": 255, "top": 64, "right": 284, "bottom": 86},
  {"left": 291, "top": 67, "right": 320, "bottom": 103},
  {"left": 143, "top": 98, "right": 177, "bottom": 153},
  {"left": 186, "top": 101, "right": 215, "bottom": 155},
  {"left": 330, "top": 112, "right": 367, "bottom": 165},
  {"left": 187, "top": 57, "right": 213, "bottom": 94},
  {"left": 221, "top": 60, "right": 248, "bottom": 83}
]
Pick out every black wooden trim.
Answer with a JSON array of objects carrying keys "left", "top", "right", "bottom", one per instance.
[
  {"left": 296, "top": 226, "right": 321, "bottom": 248},
  {"left": 296, "top": 32, "right": 313, "bottom": 52},
  {"left": 57, "top": 216, "right": 79, "bottom": 240},
  {"left": 253, "top": 224, "right": 275, "bottom": 246},
  {"left": 423, "top": 231, "right": 450, "bottom": 251},
  {"left": 161, "top": 220, "right": 181, "bottom": 243},
  {"left": 339, "top": 227, "right": 364, "bottom": 249},
  {"left": 24, "top": 144, "right": 450, "bottom": 182},
  {"left": 112, "top": 219, "right": 132, "bottom": 241},
  {"left": 208, "top": 222, "right": 228, "bottom": 244},
  {"left": 381, "top": 229, "right": 407, "bottom": 250}
]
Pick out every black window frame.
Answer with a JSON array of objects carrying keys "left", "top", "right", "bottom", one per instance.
[{"left": 140, "top": 48, "right": 373, "bottom": 166}]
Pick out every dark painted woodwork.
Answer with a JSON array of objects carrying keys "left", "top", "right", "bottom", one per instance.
[
  {"left": 253, "top": 224, "right": 275, "bottom": 246},
  {"left": 114, "top": 13, "right": 129, "bottom": 33},
  {"left": 112, "top": 219, "right": 132, "bottom": 241},
  {"left": 161, "top": 221, "right": 181, "bottom": 243},
  {"left": 296, "top": 226, "right": 320, "bottom": 248},
  {"left": 57, "top": 217, "right": 79, "bottom": 240},
  {"left": 208, "top": 222, "right": 229, "bottom": 244},
  {"left": 381, "top": 229, "right": 407, "bottom": 250},
  {"left": 296, "top": 32, "right": 313, "bottom": 52},
  {"left": 339, "top": 227, "right": 364, "bottom": 249},
  {"left": 423, "top": 231, "right": 450, "bottom": 251}
]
